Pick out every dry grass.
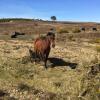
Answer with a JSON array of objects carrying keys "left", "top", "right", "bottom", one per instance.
[
  {"left": 0, "top": 21, "right": 100, "bottom": 99},
  {"left": 0, "top": 21, "right": 54, "bottom": 35},
  {"left": 0, "top": 39, "right": 99, "bottom": 100}
]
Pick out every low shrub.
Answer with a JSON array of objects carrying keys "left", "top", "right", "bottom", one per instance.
[
  {"left": 72, "top": 28, "right": 81, "bottom": 33},
  {"left": 17, "top": 83, "right": 30, "bottom": 91},
  {"left": 95, "top": 46, "right": 100, "bottom": 52},
  {"left": 93, "top": 39, "right": 100, "bottom": 43},
  {"left": 89, "top": 39, "right": 100, "bottom": 44},
  {"left": 68, "top": 35, "right": 73, "bottom": 40},
  {"left": 59, "top": 28, "right": 69, "bottom": 33}
]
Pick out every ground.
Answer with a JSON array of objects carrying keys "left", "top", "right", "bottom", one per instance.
[
  {"left": 0, "top": 38, "right": 100, "bottom": 100},
  {"left": 0, "top": 21, "right": 100, "bottom": 100}
]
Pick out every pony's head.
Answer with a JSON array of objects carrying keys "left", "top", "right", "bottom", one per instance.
[{"left": 47, "top": 32, "right": 55, "bottom": 48}]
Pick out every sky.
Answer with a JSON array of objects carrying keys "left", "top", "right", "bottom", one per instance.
[{"left": 0, "top": 0, "right": 100, "bottom": 22}]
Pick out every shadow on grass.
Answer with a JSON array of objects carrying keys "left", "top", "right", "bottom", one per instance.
[
  {"left": 29, "top": 49, "right": 78, "bottom": 69},
  {"left": 0, "top": 90, "right": 8, "bottom": 97},
  {"left": 49, "top": 57, "right": 77, "bottom": 69},
  {"left": 0, "top": 89, "right": 17, "bottom": 100}
]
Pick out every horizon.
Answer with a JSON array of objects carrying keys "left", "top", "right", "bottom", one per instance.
[
  {"left": 0, "top": 17, "right": 99, "bottom": 23},
  {"left": 0, "top": 0, "right": 100, "bottom": 22}
]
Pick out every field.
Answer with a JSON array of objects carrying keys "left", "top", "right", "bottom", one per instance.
[{"left": 0, "top": 20, "right": 100, "bottom": 100}]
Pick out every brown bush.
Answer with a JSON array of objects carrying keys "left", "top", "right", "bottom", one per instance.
[
  {"left": 58, "top": 28, "right": 69, "bottom": 33},
  {"left": 72, "top": 28, "right": 81, "bottom": 33}
]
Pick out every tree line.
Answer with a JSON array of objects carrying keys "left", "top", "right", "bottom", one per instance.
[{"left": 0, "top": 16, "right": 57, "bottom": 22}]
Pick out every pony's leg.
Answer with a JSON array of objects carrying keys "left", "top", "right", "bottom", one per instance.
[
  {"left": 44, "top": 54, "right": 47, "bottom": 69},
  {"left": 45, "top": 50, "right": 50, "bottom": 69},
  {"left": 34, "top": 51, "right": 37, "bottom": 64},
  {"left": 39, "top": 53, "right": 47, "bottom": 69},
  {"left": 36, "top": 52, "right": 40, "bottom": 62},
  {"left": 39, "top": 52, "right": 43, "bottom": 61},
  {"left": 44, "top": 59, "right": 47, "bottom": 69}
]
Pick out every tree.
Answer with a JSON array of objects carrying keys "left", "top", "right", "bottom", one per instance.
[{"left": 51, "top": 16, "right": 56, "bottom": 21}]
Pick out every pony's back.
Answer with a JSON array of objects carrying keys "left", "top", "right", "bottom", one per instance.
[{"left": 34, "top": 36, "right": 50, "bottom": 54}]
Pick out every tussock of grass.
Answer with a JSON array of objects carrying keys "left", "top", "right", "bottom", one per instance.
[
  {"left": 17, "top": 83, "right": 30, "bottom": 91},
  {"left": 95, "top": 46, "right": 100, "bottom": 52},
  {"left": 93, "top": 39, "right": 100, "bottom": 43},
  {"left": 72, "top": 28, "right": 81, "bottom": 33},
  {"left": 89, "top": 38, "right": 100, "bottom": 44},
  {"left": 58, "top": 28, "right": 69, "bottom": 33}
]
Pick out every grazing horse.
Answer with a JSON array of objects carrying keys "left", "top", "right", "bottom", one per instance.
[
  {"left": 92, "top": 27, "right": 97, "bottom": 31},
  {"left": 11, "top": 31, "right": 25, "bottom": 38},
  {"left": 81, "top": 27, "right": 85, "bottom": 32},
  {"left": 34, "top": 32, "right": 55, "bottom": 69}
]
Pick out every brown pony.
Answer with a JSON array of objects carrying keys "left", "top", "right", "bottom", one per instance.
[{"left": 34, "top": 32, "right": 55, "bottom": 69}]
